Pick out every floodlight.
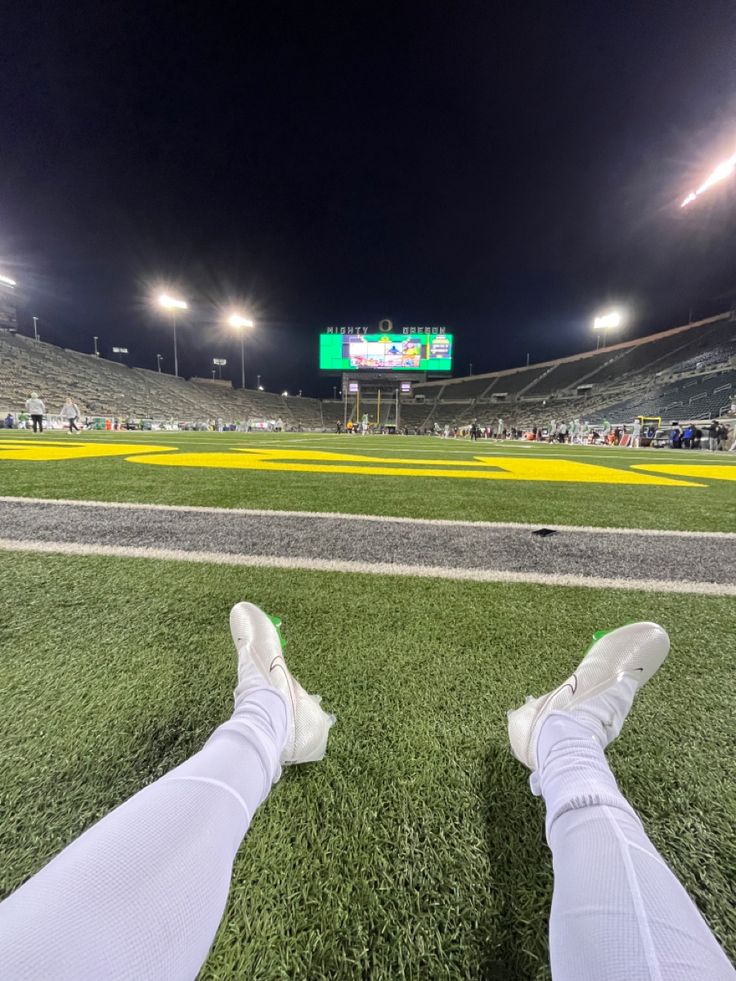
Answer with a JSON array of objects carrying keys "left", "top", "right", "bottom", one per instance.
[
  {"left": 228, "top": 313, "right": 254, "bottom": 329},
  {"left": 158, "top": 293, "right": 187, "bottom": 310},
  {"left": 593, "top": 311, "right": 622, "bottom": 330},
  {"left": 681, "top": 149, "right": 736, "bottom": 207}
]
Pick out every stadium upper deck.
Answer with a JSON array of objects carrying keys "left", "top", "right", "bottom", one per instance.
[{"left": 414, "top": 313, "right": 736, "bottom": 427}]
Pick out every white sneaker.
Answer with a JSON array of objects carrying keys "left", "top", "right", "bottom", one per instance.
[
  {"left": 507, "top": 622, "right": 669, "bottom": 771},
  {"left": 229, "top": 602, "right": 335, "bottom": 764}
]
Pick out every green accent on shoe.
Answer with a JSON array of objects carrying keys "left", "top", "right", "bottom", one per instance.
[
  {"left": 592, "top": 628, "right": 613, "bottom": 642},
  {"left": 267, "top": 613, "right": 286, "bottom": 648},
  {"left": 592, "top": 622, "right": 638, "bottom": 644}
]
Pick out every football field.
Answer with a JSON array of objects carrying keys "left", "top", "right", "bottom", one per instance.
[{"left": 1, "top": 431, "right": 734, "bottom": 980}]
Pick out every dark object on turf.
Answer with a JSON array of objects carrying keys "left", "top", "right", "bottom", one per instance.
[{"left": 532, "top": 528, "right": 558, "bottom": 537}]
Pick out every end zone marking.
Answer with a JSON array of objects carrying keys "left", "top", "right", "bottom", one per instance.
[{"left": 0, "top": 537, "right": 733, "bottom": 596}]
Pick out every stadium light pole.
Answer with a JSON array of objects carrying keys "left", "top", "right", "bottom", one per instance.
[
  {"left": 32, "top": 316, "right": 39, "bottom": 341},
  {"left": 93, "top": 335, "right": 99, "bottom": 357},
  {"left": 227, "top": 314, "right": 254, "bottom": 389},
  {"left": 156, "top": 354, "right": 163, "bottom": 372},
  {"left": 158, "top": 293, "right": 188, "bottom": 378},
  {"left": 593, "top": 310, "right": 623, "bottom": 349}
]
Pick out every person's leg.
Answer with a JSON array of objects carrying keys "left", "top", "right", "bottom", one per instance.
[
  {"left": 0, "top": 661, "right": 287, "bottom": 981},
  {"left": 538, "top": 712, "right": 734, "bottom": 981},
  {"left": 508, "top": 623, "right": 735, "bottom": 981},
  {"left": 0, "top": 604, "right": 334, "bottom": 981}
]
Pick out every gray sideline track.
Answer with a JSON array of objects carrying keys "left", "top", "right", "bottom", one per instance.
[{"left": 0, "top": 498, "right": 733, "bottom": 589}]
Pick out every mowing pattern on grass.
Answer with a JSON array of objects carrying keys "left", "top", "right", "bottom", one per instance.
[
  {"left": 1, "top": 552, "right": 734, "bottom": 980},
  {"left": 0, "top": 498, "right": 734, "bottom": 595},
  {"left": 0, "top": 431, "right": 735, "bottom": 530}
]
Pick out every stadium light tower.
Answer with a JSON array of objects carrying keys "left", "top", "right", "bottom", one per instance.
[
  {"left": 158, "top": 293, "right": 188, "bottom": 378},
  {"left": 228, "top": 313, "right": 254, "bottom": 389},
  {"left": 593, "top": 309, "right": 623, "bottom": 349}
]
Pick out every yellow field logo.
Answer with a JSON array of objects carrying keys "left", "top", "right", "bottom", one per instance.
[
  {"left": 124, "top": 447, "right": 707, "bottom": 486},
  {"left": 2, "top": 440, "right": 733, "bottom": 486},
  {"left": 0, "top": 440, "right": 170, "bottom": 462}
]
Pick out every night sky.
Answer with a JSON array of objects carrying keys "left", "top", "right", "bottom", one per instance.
[{"left": 2, "top": 1, "right": 735, "bottom": 395}]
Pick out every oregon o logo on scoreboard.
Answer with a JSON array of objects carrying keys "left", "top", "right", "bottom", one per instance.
[{"left": 379, "top": 318, "right": 393, "bottom": 332}]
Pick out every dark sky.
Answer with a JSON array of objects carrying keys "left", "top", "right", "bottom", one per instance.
[{"left": 2, "top": 1, "right": 736, "bottom": 395}]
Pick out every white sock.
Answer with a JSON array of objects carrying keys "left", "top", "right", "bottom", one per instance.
[
  {"left": 534, "top": 710, "right": 641, "bottom": 839},
  {"left": 536, "top": 712, "right": 735, "bottom": 981},
  {"left": 0, "top": 669, "right": 288, "bottom": 981}
]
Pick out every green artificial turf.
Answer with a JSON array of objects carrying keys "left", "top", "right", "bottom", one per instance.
[
  {"left": 1, "top": 551, "right": 734, "bottom": 980},
  {"left": 0, "top": 431, "right": 735, "bottom": 531}
]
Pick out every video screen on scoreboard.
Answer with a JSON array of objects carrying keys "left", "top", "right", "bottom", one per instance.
[{"left": 319, "top": 333, "right": 453, "bottom": 372}]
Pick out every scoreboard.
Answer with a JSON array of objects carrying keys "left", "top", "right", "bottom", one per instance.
[{"left": 320, "top": 331, "right": 453, "bottom": 373}]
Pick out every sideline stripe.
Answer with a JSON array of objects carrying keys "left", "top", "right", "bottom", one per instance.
[
  {"left": 0, "top": 495, "right": 733, "bottom": 539},
  {"left": 0, "top": 537, "right": 733, "bottom": 596}
]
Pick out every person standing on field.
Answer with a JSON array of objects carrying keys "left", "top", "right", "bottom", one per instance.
[
  {"left": 60, "top": 397, "right": 82, "bottom": 433},
  {"left": 25, "top": 392, "right": 45, "bottom": 433},
  {"left": 707, "top": 420, "right": 720, "bottom": 451},
  {"left": 629, "top": 418, "right": 642, "bottom": 448}
]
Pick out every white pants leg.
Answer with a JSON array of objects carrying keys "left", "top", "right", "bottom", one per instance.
[
  {"left": 536, "top": 714, "right": 735, "bottom": 981},
  {"left": 0, "top": 675, "right": 288, "bottom": 981}
]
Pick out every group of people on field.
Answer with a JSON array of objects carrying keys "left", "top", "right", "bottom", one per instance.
[{"left": 8, "top": 393, "right": 83, "bottom": 433}]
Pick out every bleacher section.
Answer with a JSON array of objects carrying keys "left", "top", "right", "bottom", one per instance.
[
  {"left": 408, "top": 313, "right": 736, "bottom": 429},
  {"left": 2, "top": 312, "right": 735, "bottom": 435},
  {"left": 591, "top": 369, "right": 736, "bottom": 424},
  {"left": 482, "top": 365, "right": 549, "bottom": 397},
  {"left": 0, "top": 331, "right": 322, "bottom": 428},
  {"left": 436, "top": 377, "right": 496, "bottom": 399}
]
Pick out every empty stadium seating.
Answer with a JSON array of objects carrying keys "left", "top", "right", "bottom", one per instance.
[
  {"left": 403, "top": 313, "right": 736, "bottom": 431},
  {"left": 0, "top": 330, "right": 323, "bottom": 428},
  {"left": 2, "top": 311, "right": 735, "bottom": 436}
]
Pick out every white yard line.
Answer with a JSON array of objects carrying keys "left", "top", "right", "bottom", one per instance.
[
  {"left": 0, "top": 537, "right": 732, "bottom": 595},
  {"left": 0, "top": 495, "right": 733, "bottom": 538}
]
